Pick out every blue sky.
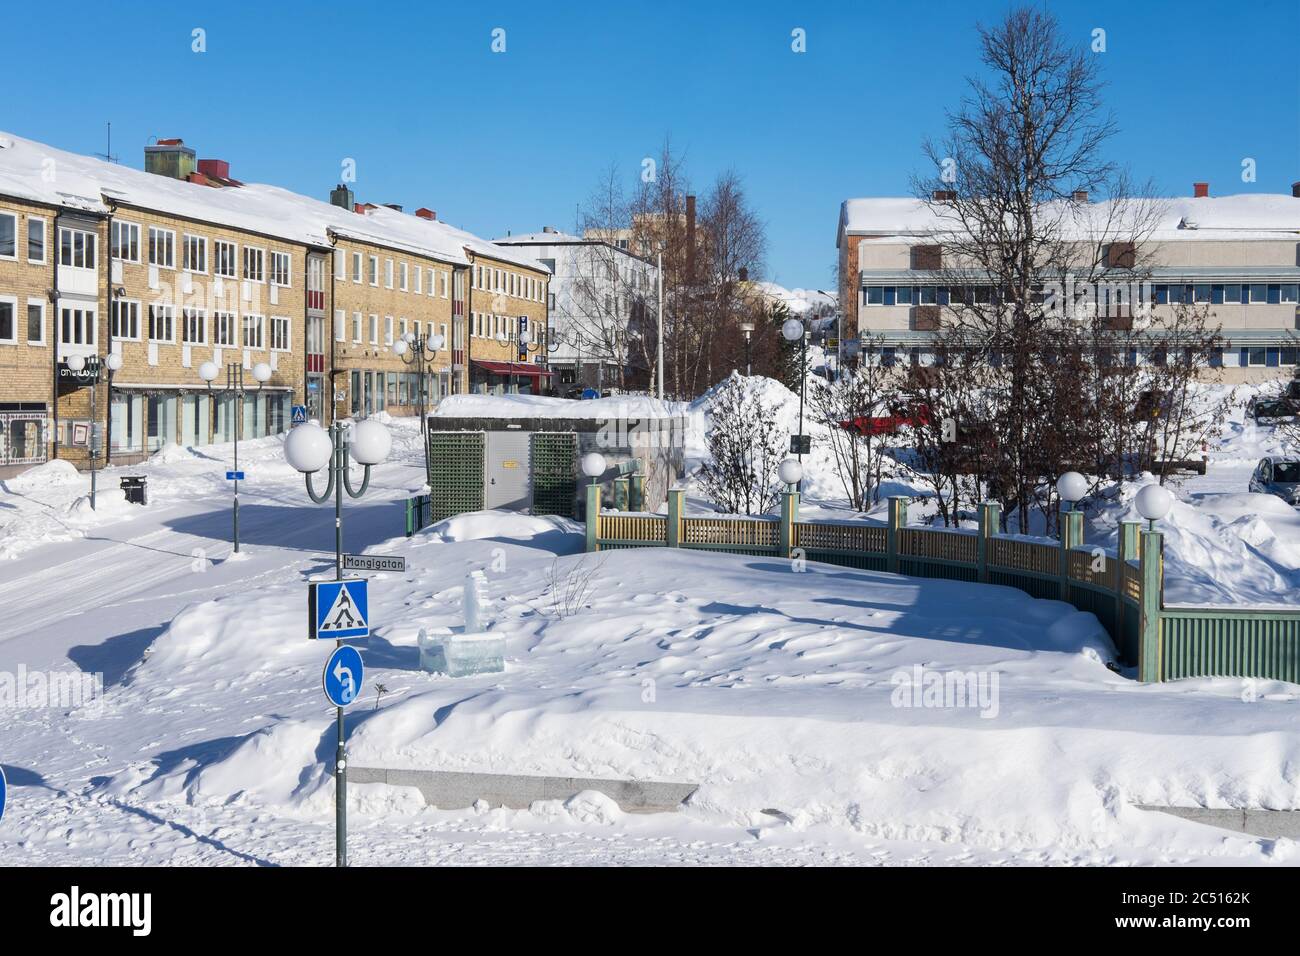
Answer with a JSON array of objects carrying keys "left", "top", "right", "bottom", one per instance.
[{"left": 3, "top": 0, "right": 1297, "bottom": 289}]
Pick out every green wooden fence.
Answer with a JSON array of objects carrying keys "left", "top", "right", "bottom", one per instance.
[{"left": 585, "top": 486, "right": 1300, "bottom": 685}]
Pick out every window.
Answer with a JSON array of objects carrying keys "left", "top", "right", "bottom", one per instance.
[
  {"left": 335, "top": 308, "right": 346, "bottom": 342},
  {"left": 27, "top": 217, "right": 45, "bottom": 263},
  {"left": 1224, "top": 283, "right": 1242, "bottom": 304},
  {"left": 369, "top": 314, "right": 379, "bottom": 344},
  {"left": 475, "top": 265, "right": 483, "bottom": 288},
  {"left": 352, "top": 252, "right": 363, "bottom": 283},
  {"left": 213, "top": 311, "right": 237, "bottom": 347},
  {"left": 214, "top": 239, "right": 237, "bottom": 278},
  {"left": 1193, "top": 283, "right": 1211, "bottom": 304},
  {"left": 0, "top": 296, "right": 14, "bottom": 342},
  {"left": 1267, "top": 283, "right": 1282, "bottom": 305},
  {"left": 0, "top": 213, "right": 16, "bottom": 259},
  {"left": 919, "top": 285, "right": 937, "bottom": 305},
  {"left": 352, "top": 311, "right": 362, "bottom": 342},
  {"left": 270, "top": 315, "right": 290, "bottom": 351},
  {"left": 148, "top": 303, "right": 175, "bottom": 343},
  {"left": 865, "top": 286, "right": 884, "bottom": 305},
  {"left": 26, "top": 299, "right": 45, "bottom": 345},
  {"left": 414, "top": 266, "right": 422, "bottom": 295},
  {"left": 427, "top": 268, "right": 435, "bottom": 296},
  {"left": 399, "top": 261, "right": 408, "bottom": 291},
  {"left": 335, "top": 248, "right": 346, "bottom": 279},
  {"left": 184, "top": 234, "right": 207, "bottom": 273},
  {"left": 111, "top": 299, "right": 141, "bottom": 340},
  {"left": 60, "top": 228, "right": 97, "bottom": 269},
  {"left": 385, "top": 258, "right": 394, "bottom": 289},
  {"left": 400, "top": 317, "right": 408, "bottom": 339},
  {"left": 270, "top": 251, "right": 291, "bottom": 287},
  {"left": 368, "top": 255, "right": 379, "bottom": 286},
  {"left": 242, "top": 313, "right": 264, "bottom": 349},
  {"left": 1249, "top": 284, "right": 1267, "bottom": 304},
  {"left": 897, "top": 287, "right": 915, "bottom": 306},
  {"left": 243, "top": 247, "right": 265, "bottom": 282},
  {"left": 111, "top": 221, "right": 141, "bottom": 262},
  {"left": 440, "top": 271, "right": 449, "bottom": 298},
  {"left": 1248, "top": 347, "right": 1267, "bottom": 366},
  {"left": 148, "top": 226, "right": 175, "bottom": 268},
  {"left": 60, "top": 305, "right": 96, "bottom": 347},
  {"left": 182, "top": 308, "right": 206, "bottom": 344},
  {"left": 1282, "top": 284, "right": 1299, "bottom": 303},
  {"left": 384, "top": 315, "right": 394, "bottom": 345}
]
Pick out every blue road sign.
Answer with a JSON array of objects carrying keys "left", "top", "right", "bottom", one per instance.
[
  {"left": 323, "top": 645, "right": 365, "bottom": 707},
  {"left": 0, "top": 765, "right": 6, "bottom": 825},
  {"left": 226, "top": 470, "right": 245, "bottom": 481},
  {"left": 581, "top": 387, "right": 599, "bottom": 400},
  {"left": 308, "top": 579, "right": 370, "bottom": 640},
  {"left": 291, "top": 405, "right": 308, "bottom": 426}
]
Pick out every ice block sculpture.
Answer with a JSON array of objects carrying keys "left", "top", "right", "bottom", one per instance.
[{"left": 417, "top": 570, "right": 505, "bottom": 676}]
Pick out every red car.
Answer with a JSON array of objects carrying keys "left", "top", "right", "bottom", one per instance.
[{"left": 839, "top": 404, "right": 932, "bottom": 436}]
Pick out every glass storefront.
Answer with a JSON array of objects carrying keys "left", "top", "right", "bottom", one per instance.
[
  {"left": 110, "top": 394, "right": 143, "bottom": 453},
  {"left": 146, "top": 394, "right": 177, "bottom": 452},
  {"left": 181, "top": 393, "right": 210, "bottom": 447}
]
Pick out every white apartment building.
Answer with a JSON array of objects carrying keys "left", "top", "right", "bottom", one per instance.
[
  {"left": 837, "top": 184, "right": 1300, "bottom": 383},
  {"left": 494, "top": 227, "right": 657, "bottom": 394}
]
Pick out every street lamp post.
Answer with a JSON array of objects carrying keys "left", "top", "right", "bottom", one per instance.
[
  {"left": 1135, "top": 483, "right": 1173, "bottom": 531},
  {"left": 518, "top": 328, "right": 545, "bottom": 394},
  {"left": 64, "top": 351, "right": 122, "bottom": 510},
  {"left": 781, "top": 317, "right": 809, "bottom": 490},
  {"left": 394, "top": 328, "right": 445, "bottom": 475},
  {"left": 284, "top": 418, "right": 391, "bottom": 868},
  {"left": 740, "top": 321, "right": 755, "bottom": 376},
  {"left": 199, "top": 360, "right": 272, "bottom": 553},
  {"left": 656, "top": 246, "right": 665, "bottom": 401}
]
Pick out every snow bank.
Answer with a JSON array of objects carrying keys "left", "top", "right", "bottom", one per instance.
[{"left": 434, "top": 392, "right": 687, "bottom": 420}]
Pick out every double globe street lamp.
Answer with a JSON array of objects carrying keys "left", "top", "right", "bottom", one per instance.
[
  {"left": 64, "top": 351, "right": 122, "bottom": 510},
  {"left": 781, "top": 316, "right": 810, "bottom": 490},
  {"left": 199, "top": 359, "right": 272, "bottom": 554}
]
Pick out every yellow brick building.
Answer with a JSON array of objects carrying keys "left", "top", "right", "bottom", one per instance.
[{"left": 0, "top": 132, "right": 551, "bottom": 476}]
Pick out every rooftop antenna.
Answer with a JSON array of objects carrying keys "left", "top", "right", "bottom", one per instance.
[{"left": 94, "top": 122, "right": 119, "bottom": 164}]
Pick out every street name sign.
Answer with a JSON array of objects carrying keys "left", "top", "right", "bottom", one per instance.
[{"left": 342, "top": 554, "right": 407, "bottom": 573}]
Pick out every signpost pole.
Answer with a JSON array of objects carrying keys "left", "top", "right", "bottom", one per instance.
[
  {"left": 333, "top": 421, "right": 346, "bottom": 868},
  {"left": 89, "top": 363, "right": 97, "bottom": 510},
  {"left": 231, "top": 364, "right": 241, "bottom": 554}
]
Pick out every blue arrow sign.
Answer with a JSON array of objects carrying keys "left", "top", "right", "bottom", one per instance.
[
  {"left": 308, "top": 579, "right": 370, "bottom": 640},
  {"left": 323, "top": 645, "right": 365, "bottom": 707},
  {"left": 226, "top": 470, "right": 245, "bottom": 481},
  {"left": 0, "top": 765, "right": 7, "bottom": 825}
]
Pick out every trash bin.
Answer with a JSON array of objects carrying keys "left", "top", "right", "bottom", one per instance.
[{"left": 120, "top": 475, "right": 147, "bottom": 506}]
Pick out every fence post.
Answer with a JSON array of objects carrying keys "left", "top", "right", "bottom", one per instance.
[
  {"left": 629, "top": 473, "right": 645, "bottom": 512},
  {"left": 887, "top": 496, "right": 908, "bottom": 573},
  {"left": 1115, "top": 521, "right": 1141, "bottom": 662},
  {"left": 666, "top": 488, "right": 684, "bottom": 548},
  {"left": 405, "top": 497, "right": 414, "bottom": 537},
  {"left": 613, "top": 476, "right": 629, "bottom": 512},
  {"left": 1138, "top": 529, "right": 1164, "bottom": 682},
  {"left": 585, "top": 484, "right": 601, "bottom": 553},
  {"left": 780, "top": 490, "right": 799, "bottom": 559},
  {"left": 977, "top": 501, "right": 999, "bottom": 583},
  {"left": 1059, "top": 506, "right": 1083, "bottom": 602}
]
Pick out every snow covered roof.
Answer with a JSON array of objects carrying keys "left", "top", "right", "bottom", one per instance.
[
  {"left": 839, "top": 194, "right": 1300, "bottom": 245},
  {"left": 748, "top": 280, "right": 836, "bottom": 316},
  {"left": 494, "top": 229, "right": 587, "bottom": 244},
  {"left": 0, "top": 131, "right": 547, "bottom": 272}
]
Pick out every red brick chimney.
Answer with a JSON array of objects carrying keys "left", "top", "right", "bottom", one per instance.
[
  {"left": 1194, "top": 182, "right": 1209, "bottom": 198},
  {"left": 415, "top": 208, "right": 437, "bottom": 221},
  {"left": 198, "top": 158, "right": 230, "bottom": 180},
  {"left": 1292, "top": 182, "right": 1300, "bottom": 199}
]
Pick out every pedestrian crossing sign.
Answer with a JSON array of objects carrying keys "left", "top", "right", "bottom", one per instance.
[{"left": 308, "top": 579, "right": 370, "bottom": 640}]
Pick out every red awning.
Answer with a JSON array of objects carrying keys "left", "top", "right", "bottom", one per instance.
[{"left": 471, "top": 360, "right": 554, "bottom": 378}]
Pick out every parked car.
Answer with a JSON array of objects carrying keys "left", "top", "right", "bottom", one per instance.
[
  {"left": 1248, "top": 396, "right": 1300, "bottom": 422},
  {"left": 1249, "top": 456, "right": 1300, "bottom": 506},
  {"left": 839, "top": 403, "right": 931, "bottom": 437}
]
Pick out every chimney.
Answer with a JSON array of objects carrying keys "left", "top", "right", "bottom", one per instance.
[
  {"left": 197, "top": 158, "right": 230, "bottom": 180},
  {"left": 1292, "top": 182, "right": 1300, "bottom": 199},
  {"left": 932, "top": 189, "right": 956, "bottom": 201},
  {"left": 1072, "top": 189, "right": 1089, "bottom": 202},
  {"left": 415, "top": 207, "right": 437, "bottom": 221},
  {"left": 382, "top": 203, "right": 403, "bottom": 213},
  {"left": 353, "top": 202, "right": 377, "bottom": 215},
  {"left": 1194, "top": 182, "right": 1210, "bottom": 198},
  {"left": 686, "top": 194, "right": 696, "bottom": 282},
  {"left": 144, "top": 138, "right": 197, "bottom": 180},
  {"left": 542, "top": 225, "right": 557, "bottom": 234},
  {"left": 329, "top": 184, "right": 354, "bottom": 210}
]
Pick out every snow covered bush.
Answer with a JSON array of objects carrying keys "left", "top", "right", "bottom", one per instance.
[{"left": 696, "top": 372, "right": 785, "bottom": 514}]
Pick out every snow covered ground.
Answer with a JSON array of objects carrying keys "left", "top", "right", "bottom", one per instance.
[{"left": 0, "top": 389, "right": 1297, "bottom": 867}]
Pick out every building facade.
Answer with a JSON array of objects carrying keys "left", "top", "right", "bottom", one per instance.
[
  {"left": 0, "top": 131, "right": 549, "bottom": 477},
  {"left": 494, "top": 227, "right": 657, "bottom": 395},
  {"left": 837, "top": 186, "right": 1300, "bottom": 383}
]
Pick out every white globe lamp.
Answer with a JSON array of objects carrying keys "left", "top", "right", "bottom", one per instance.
[
  {"left": 430, "top": 333, "right": 446, "bottom": 350},
  {"left": 778, "top": 458, "right": 803, "bottom": 487},
  {"left": 393, "top": 338, "right": 408, "bottom": 356},
  {"left": 1135, "top": 484, "right": 1173, "bottom": 528},
  {"left": 251, "top": 362, "right": 272, "bottom": 384},
  {"left": 581, "top": 452, "right": 606, "bottom": 479},
  {"left": 105, "top": 352, "right": 122, "bottom": 372},
  {"left": 349, "top": 419, "right": 391, "bottom": 466},
  {"left": 1056, "top": 471, "right": 1088, "bottom": 509},
  {"left": 198, "top": 360, "right": 220, "bottom": 383},
  {"left": 66, "top": 353, "right": 86, "bottom": 372},
  {"left": 781, "top": 318, "right": 805, "bottom": 342},
  {"left": 284, "top": 422, "right": 333, "bottom": 473}
]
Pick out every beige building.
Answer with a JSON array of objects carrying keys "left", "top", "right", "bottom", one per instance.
[
  {"left": 837, "top": 185, "right": 1300, "bottom": 383},
  {"left": 0, "top": 131, "right": 550, "bottom": 477}
]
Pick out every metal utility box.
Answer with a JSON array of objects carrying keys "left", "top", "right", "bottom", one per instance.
[{"left": 427, "top": 414, "right": 684, "bottom": 520}]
